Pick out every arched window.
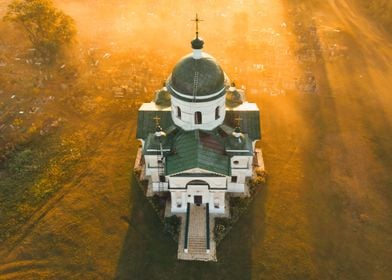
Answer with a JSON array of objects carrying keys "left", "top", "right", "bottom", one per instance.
[
  {"left": 177, "top": 106, "right": 181, "bottom": 119},
  {"left": 194, "top": 111, "right": 202, "bottom": 124},
  {"left": 215, "top": 106, "right": 220, "bottom": 120}
]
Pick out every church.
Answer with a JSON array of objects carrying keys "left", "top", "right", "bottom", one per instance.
[{"left": 135, "top": 16, "right": 263, "bottom": 261}]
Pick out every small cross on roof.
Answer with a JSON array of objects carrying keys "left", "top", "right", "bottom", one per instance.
[
  {"left": 234, "top": 116, "right": 243, "bottom": 127},
  {"left": 153, "top": 115, "right": 161, "bottom": 126}
]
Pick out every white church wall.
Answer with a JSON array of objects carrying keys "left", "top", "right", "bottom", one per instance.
[
  {"left": 228, "top": 155, "right": 252, "bottom": 193},
  {"left": 227, "top": 182, "right": 245, "bottom": 193},
  {"left": 230, "top": 156, "right": 253, "bottom": 186},
  {"left": 171, "top": 191, "right": 187, "bottom": 213},
  {"left": 208, "top": 191, "right": 226, "bottom": 214},
  {"left": 169, "top": 175, "right": 227, "bottom": 190},
  {"left": 144, "top": 155, "right": 163, "bottom": 176},
  {"left": 168, "top": 175, "right": 227, "bottom": 214},
  {"left": 171, "top": 95, "right": 226, "bottom": 131},
  {"left": 230, "top": 155, "right": 252, "bottom": 169},
  {"left": 151, "top": 180, "right": 169, "bottom": 192}
]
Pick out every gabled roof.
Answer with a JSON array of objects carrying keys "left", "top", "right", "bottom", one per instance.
[
  {"left": 165, "top": 130, "right": 230, "bottom": 176},
  {"left": 136, "top": 102, "right": 261, "bottom": 142}
]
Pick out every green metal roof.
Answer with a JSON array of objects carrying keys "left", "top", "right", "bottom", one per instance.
[
  {"left": 136, "top": 108, "right": 173, "bottom": 139},
  {"left": 165, "top": 130, "right": 230, "bottom": 176},
  {"left": 224, "top": 110, "right": 261, "bottom": 140},
  {"left": 137, "top": 106, "right": 261, "bottom": 142},
  {"left": 225, "top": 133, "right": 253, "bottom": 156},
  {"left": 143, "top": 127, "right": 179, "bottom": 155}
]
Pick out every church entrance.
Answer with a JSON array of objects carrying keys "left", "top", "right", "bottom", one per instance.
[
  {"left": 194, "top": 195, "right": 202, "bottom": 206},
  {"left": 186, "top": 180, "right": 209, "bottom": 207}
]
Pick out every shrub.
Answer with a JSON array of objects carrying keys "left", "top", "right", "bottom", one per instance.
[
  {"left": 164, "top": 215, "right": 181, "bottom": 241},
  {"left": 8, "top": 149, "right": 34, "bottom": 176},
  {"left": 214, "top": 217, "right": 232, "bottom": 243}
]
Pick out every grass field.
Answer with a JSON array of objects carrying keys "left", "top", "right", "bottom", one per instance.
[{"left": 0, "top": 0, "right": 391, "bottom": 279}]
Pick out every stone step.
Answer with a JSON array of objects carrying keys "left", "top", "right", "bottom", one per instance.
[
  {"left": 177, "top": 205, "right": 217, "bottom": 262},
  {"left": 189, "top": 240, "right": 205, "bottom": 245},
  {"left": 189, "top": 240, "right": 206, "bottom": 245}
]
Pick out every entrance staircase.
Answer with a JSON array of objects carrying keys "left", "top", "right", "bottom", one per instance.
[{"left": 177, "top": 204, "right": 216, "bottom": 261}]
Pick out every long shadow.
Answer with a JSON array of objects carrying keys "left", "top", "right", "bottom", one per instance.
[
  {"left": 115, "top": 173, "right": 267, "bottom": 280},
  {"left": 281, "top": 1, "right": 368, "bottom": 279},
  {"left": 283, "top": 0, "right": 392, "bottom": 279}
]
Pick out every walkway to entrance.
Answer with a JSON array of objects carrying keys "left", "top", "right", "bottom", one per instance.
[{"left": 177, "top": 204, "right": 217, "bottom": 261}]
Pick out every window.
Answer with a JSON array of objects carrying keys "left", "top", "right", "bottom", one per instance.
[
  {"left": 233, "top": 160, "right": 239, "bottom": 165},
  {"left": 214, "top": 199, "right": 219, "bottom": 209},
  {"left": 159, "top": 175, "right": 166, "bottom": 182},
  {"left": 194, "top": 111, "right": 202, "bottom": 124},
  {"left": 215, "top": 106, "right": 220, "bottom": 120},
  {"left": 231, "top": 176, "right": 238, "bottom": 183},
  {"left": 177, "top": 106, "right": 181, "bottom": 119}
]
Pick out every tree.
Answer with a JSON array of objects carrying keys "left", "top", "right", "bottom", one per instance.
[{"left": 3, "top": 0, "right": 76, "bottom": 63}]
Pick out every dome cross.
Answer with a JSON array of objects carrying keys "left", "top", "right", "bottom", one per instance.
[{"left": 191, "top": 13, "right": 204, "bottom": 38}]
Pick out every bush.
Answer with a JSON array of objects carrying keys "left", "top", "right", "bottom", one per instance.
[
  {"left": 214, "top": 218, "right": 232, "bottom": 243},
  {"left": 164, "top": 215, "right": 181, "bottom": 241},
  {"left": 147, "top": 194, "right": 167, "bottom": 222},
  {"left": 248, "top": 170, "right": 267, "bottom": 195},
  {"left": 230, "top": 197, "right": 249, "bottom": 221},
  {"left": 8, "top": 149, "right": 34, "bottom": 176},
  {"left": 134, "top": 168, "right": 141, "bottom": 179}
]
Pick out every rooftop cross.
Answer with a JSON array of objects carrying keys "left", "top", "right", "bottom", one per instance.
[
  {"left": 191, "top": 13, "right": 203, "bottom": 38},
  {"left": 153, "top": 115, "right": 161, "bottom": 126},
  {"left": 234, "top": 116, "right": 243, "bottom": 128}
]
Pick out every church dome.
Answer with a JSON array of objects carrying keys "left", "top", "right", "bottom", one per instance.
[{"left": 167, "top": 53, "right": 227, "bottom": 102}]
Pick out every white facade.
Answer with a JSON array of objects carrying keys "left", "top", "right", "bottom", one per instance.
[
  {"left": 168, "top": 171, "right": 227, "bottom": 214},
  {"left": 137, "top": 43, "right": 260, "bottom": 216},
  {"left": 139, "top": 102, "right": 258, "bottom": 215},
  {"left": 171, "top": 94, "right": 226, "bottom": 131}
]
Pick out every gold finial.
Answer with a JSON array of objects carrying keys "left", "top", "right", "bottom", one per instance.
[{"left": 191, "top": 13, "right": 203, "bottom": 38}]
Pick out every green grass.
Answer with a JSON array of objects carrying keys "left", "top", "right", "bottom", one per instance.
[{"left": 0, "top": 129, "right": 89, "bottom": 242}]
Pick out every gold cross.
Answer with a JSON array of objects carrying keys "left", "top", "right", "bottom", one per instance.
[
  {"left": 191, "top": 13, "right": 204, "bottom": 37},
  {"left": 153, "top": 115, "right": 160, "bottom": 126},
  {"left": 234, "top": 116, "right": 243, "bottom": 127}
]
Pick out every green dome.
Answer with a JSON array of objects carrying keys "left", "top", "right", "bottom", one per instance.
[{"left": 167, "top": 53, "right": 226, "bottom": 102}]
